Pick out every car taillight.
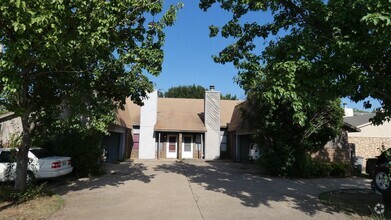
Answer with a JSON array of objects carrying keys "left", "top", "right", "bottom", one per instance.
[
  {"left": 52, "top": 161, "right": 61, "bottom": 169},
  {"left": 68, "top": 159, "right": 72, "bottom": 165}
]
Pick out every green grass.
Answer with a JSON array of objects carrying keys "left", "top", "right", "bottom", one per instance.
[
  {"left": 319, "top": 189, "right": 389, "bottom": 219},
  {"left": 0, "top": 183, "right": 64, "bottom": 220}
]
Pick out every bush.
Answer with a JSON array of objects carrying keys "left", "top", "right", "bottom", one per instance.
[
  {"left": 306, "top": 160, "right": 350, "bottom": 178},
  {"left": 0, "top": 183, "right": 51, "bottom": 203},
  {"left": 40, "top": 130, "right": 105, "bottom": 177},
  {"left": 258, "top": 147, "right": 351, "bottom": 178}
]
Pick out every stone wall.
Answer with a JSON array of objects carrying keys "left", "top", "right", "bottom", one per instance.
[
  {"left": 348, "top": 137, "right": 391, "bottom": 168},
  {"left": 312, "top": 147, "right": 351, "bottom": 163}
]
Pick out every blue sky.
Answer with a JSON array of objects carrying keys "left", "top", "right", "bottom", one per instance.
[
  {"left": 150, "top": 0, "right": 380, "bottom": 111},
  {"left": 150, "top": 0, "right": 246, "bottom": 98}
]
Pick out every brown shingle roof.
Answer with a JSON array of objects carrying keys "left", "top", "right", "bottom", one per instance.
[
  {"left": 124, "top": 97, "right": 241, "bottom": 132},
  {"left": 114, "top": 98, "right": 134, "bottom": 129},
  {"left": 228, "top": 101, "right": 258, "bottom": 134},
  {"left": 128, "top": 98, "right": 141, "bottom": 126},
  {"left": 221, "top": 100, "right": 242, "bottom": 128},
  {"left": 155, "top": 98, "right": 206, "bottom": 132}
]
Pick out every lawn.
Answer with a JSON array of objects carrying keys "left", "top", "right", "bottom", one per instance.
[{"left": 319, "top": 189, "right": 389, "bottom": 219}]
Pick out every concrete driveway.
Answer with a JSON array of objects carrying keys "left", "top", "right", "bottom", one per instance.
[{"left": 49, "top": 160, "right": 371, "bottom": 220}]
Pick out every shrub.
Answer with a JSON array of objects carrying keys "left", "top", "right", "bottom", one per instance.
[
  {"left": 258, "top": 149, "right": 351, "bottom": 178},
  {"left": 0, "top": 183, "right": 51, "bottom": 203},
  {"left": 329, "top": 162, "right": 350, "bottom": 177},
  {"left": 307, "top": 160, "right": 350, "bottom": 178},
  {"left": 40, "top": 130, "right": 105, "bottom": 177}
]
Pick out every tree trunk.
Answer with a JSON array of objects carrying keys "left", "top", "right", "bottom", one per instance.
[{"left": 14, "top": 112, "right": 31, "bottom": 191}]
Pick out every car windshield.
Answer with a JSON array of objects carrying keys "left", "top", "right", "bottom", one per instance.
[{"left": 30, "top": 149, "right": 55, "bottom": 159}]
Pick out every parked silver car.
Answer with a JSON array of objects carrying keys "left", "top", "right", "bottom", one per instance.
[{"left": 0, "top": 148, "right": 73, "bottom": 182}]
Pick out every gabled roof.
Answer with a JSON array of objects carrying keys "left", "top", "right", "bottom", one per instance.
[
  {"left": 155, "top": 98, "right": 241, "bottom": 132},
  {"left": 221, "top": 100, "right": 242, "bottom": 128},
  {"left": 343, "top": 113, "right": 375, "bottom": 127},
  {"left": 0, "top": 112, "right": 16, "bottom": 123},
  {"left": 155, "top": 98, "right": 206, "bottom": 132},
  {"left": 228, "top": 101, "right": 258, "bottom": 135},
  {"left": 113, "top": 98, "right": 134, "bottom": 129},
  {"left": 127, "top": 97, "right": 241, "bottom": 132},
  {"left": 128, "top": 99, "right": 141, "bottom": 126}
]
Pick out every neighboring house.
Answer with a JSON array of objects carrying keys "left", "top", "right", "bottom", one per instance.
[
  {"left": 344, "top": 111, "right": 391, "bottom": 168},
  {"left": 228, "top": 102, "right": 358, "bottom": 163},
  {"left": 128, "top": 87, "right": 241, "bottom": 160},
  {"left": 0, "top": 112, "right": 22, "bottom": 147},
  {"left": 0, "top": 106, "right": 134, "bottom": 163}
]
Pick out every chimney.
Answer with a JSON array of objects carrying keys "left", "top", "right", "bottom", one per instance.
[
  {"left": 139, "top": 90, "right": 158, "bottom": 159},
  {"left": 343, "top": 103, "right": 354, "bottom": 117},
  {"left": 204, "top": 86, "right": 221, "bottom": 159}
]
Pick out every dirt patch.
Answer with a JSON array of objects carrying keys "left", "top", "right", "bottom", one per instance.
[
  {"left": 0, "top": 195, "right": 64, "bottom": 220},
  {"left": 319, "top": 189, "right": 388, "bottom": 219}
]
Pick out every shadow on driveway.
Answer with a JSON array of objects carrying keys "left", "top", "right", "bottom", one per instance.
[
  {"left": 48, "top": 162, "right": 155, "bottom": 195},
  {"left": 154, "top": 160, "right": 371, "bottom": 217}
]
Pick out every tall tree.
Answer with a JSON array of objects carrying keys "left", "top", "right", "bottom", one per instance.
[
  {"left": 197, "top": 0, "right": 391, "bottom": 175},
  {"left": 0, "top": 0, "right": 182, "bottom": 191},
  {"left": 199, "top": 0, "right": 390, "bottom": 124}
]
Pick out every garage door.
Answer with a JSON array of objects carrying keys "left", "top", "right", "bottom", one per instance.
[
  {"left": 101, "top": 132, "right": 121, "bottom": 162},
  {"left": 239, "top": 135, "right": 251, "bottom": 162}
]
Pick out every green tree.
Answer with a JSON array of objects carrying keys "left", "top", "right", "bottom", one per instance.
[
  {"left": 200, "top": 0, "right": 391, "bottom": 124},
  {"left": 0, "top": 0, "right": 182, "bottom": 191},
  {"left": 163, "top": 84, "right": 239, "bottom": 100},
  {"left": 164, "top": 84, "right": 206, "bottom": 99},
  {"left": 221, "top": 93, "right": 238, "bottom": 100},
  {"left": 197, "top": 0, "right": 384, "bottom": 175}
]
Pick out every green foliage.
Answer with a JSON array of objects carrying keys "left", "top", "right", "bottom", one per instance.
[
  {"left": 0, "top": 0, "right": 182, "bottom": 190},
  {"left": 162, "top": 84, "right": 238, "bottom": 100},
  {"left": 200, "top": 0, "right": 391, "bottom": 123},
  {"left": 8, "top": 133, "right": 21, "bottom": 148},
  {"left": 259, "top": 151, "right": 350, "bottom": 177},
  {"left": 245, "top": 94, "right": 343, "bottom": 176},
  {"left": 0, "top": 183, "right": 51, "bottom": 203},
  {"left": 164, "top": 84, "right": 206, "bottom": 99},
  {"left": 221, "top": 93, "right": 238, "bottom": 100},
  {"left": 38, "top": 129, "right": 105, "bottom": 177},
  {"left": 199, "top": 0, "right": 381, "bottom": 176}
]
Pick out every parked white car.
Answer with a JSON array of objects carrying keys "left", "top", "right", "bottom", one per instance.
[{"left": 0, "top": 147, "right": 73, "bottom": 182}]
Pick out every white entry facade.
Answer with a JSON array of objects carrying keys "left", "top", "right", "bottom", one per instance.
[
  {"left": 182, "top": 135, "right": 193, "bottom": 159},
  {"left": 166, "top": 135, "right": 177, "bottom": 158}
]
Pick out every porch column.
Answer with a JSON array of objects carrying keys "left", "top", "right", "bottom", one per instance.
[
  {"left": 201, "top": 133, "right": 204, "bottom": 159},
  {"left": 178, "top": 133, "right": 183, "bottom": 159}
]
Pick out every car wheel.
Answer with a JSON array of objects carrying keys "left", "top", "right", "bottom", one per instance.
[
  {"left": 27, "top": 171, "right": 36, "bottom": 185},
  {"left": 374, "top": 167, "right": 391, "bottom": 196}
]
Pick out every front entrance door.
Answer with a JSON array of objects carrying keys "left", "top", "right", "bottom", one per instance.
[
  {"left": 166, "top": 135, "right": 177, "bottom": 158},
  {"left": 182, "top": 135, "right": 193, "bottom": 159}
]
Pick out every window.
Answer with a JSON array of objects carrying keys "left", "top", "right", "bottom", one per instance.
[
  {"left": 220, "top": 131, "right": 227, "bottom": 152},
  {"left": 133, "top": 134, "right": 139, "bottom": 150},
  {"left": 0, "top": 150, "right": 17, "bottom": 163},
  {"left": 30, "top": 149, "right": 55, "bottom": 159},
  {"left": 184, "top": 136, "right": 192, "bottom": 152}
]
